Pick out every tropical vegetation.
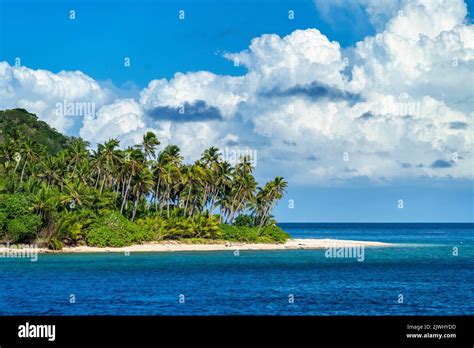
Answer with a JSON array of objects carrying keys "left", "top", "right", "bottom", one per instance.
[{"left": 0, "top": 109, "right": 289, "bottom": 249}]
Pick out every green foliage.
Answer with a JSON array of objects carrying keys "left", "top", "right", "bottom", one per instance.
[
  {"left": 6, "top": 214, "right": 42, "bottom": 242},
  {"left": 235, "top": 214, "right": 255, "bottom": 227},
  {"left": 137, "top": 212, "right": 222, "bottom": 240},
  {"left": 192, "top": 214, "right": 222, "bottom": 239},
  {"left": 47, "top": 237, "right": 63, "bottom": 250},
  {"left": 136, "top": 214, "right": 168, "bottom": 240},
  {"left": 258, "top": 225, "right": 290, "bottom": 243},
  {"left": 53, "top": 209, "right": 96, "bottom": 244},
  {"left": 220, "top": 224, "right": 289, "bottom": 243},
  {"left": 0, "top": 193, "right": 31, "bottom": 218},
  {"left": 86, "top": 211, "right": 153, "bottom": 247},
  {"left": 0, "top": 109, "right": 289, "bottom": 247},
  {"left": 0, "top": 109, "right": 71, "bottom": 154},
  {"left": 0, "top": 211, "right": 6, "bottom": 234},
  {"left": 0, "top": 193, "right": 43, "bottom": 242}
]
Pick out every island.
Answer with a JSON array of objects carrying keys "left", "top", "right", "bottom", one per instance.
[{"left": 0, "top": 109, "right": 398, "bottom": 253}]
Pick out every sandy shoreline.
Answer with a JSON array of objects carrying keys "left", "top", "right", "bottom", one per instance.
[{"left": 0, "top": 238, "right": 400, "bottom": 254}]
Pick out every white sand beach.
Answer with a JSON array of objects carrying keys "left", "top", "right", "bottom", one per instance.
[{"left": 0, "top": 238, "right": 399, "bottom": 254}]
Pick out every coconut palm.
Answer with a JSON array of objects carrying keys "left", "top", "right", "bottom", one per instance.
[
  {"left": 0, "top": 120, "right": 288, "bottom": 246},
  {"left": 142, "top": 131, "right": 160, "bottom": 160},
  {"left": 120, "top": 147, "right": 144, "bottom": 214},
  {"left": 255, "top": 176, "right": 288, "bottom": 228},
  {"left": 68, "top": 139, "right": 89, "bottom": 176},
  {"left": 20, "top": 138, "right": 38, "bottom": 182},
  {"left": 130, "top": 169, "right": 154, "bottom": 220}
]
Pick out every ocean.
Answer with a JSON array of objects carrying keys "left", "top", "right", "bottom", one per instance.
[{"left": 0, "top": 223, "right": 473, "bottom": 315}]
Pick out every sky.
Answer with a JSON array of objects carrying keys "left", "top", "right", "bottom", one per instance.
[{"left": 0, "top": 0, "right": 473, "bottom": 222}]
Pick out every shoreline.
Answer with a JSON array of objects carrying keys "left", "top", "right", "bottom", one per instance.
[{"left": 1, "top": 238, "right": 400, "bottom": 254}]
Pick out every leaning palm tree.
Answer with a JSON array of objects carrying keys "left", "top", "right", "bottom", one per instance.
[
  {"left": 255, "top": 176, "right": 288, "bottom": 228},
  {"left": 226, "top": 155, "right": 255, "bottom": 222},
  {"left": 227, "top": 173, "right": 257, "bottom": 223}
]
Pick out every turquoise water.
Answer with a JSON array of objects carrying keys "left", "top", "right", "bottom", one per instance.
[{"left": 0, "top": 223, "right": 473, "bottom": 315}]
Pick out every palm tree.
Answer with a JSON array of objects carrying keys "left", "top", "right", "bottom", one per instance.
[
  {"left": 227, "top": 173, "right": 256, "bottom": 223},
  {"left": 153, "top": 145, "right": 183, "bottom": 213},
  {"left": 38, "top": 155, "right": 61, "bottom": 188},
  {"left": 61, "top": 180, "right": 93, "bottom": 210},
  {"left": 182, "top": 164, "right": 205, "bottom": 217},
  {"left": 120, "top": 147, "right": 144, "bottom": 214},
  {"left": 160, "top": 161, "right": 181, "bottom": 217},
  {"left": 142, "top": 131, "right": 160, "bottom": 160},
  {"left": 1, "top": 120, "right": 288, "bottom": 245},
  {"left": 212, "top": 161, "right": 233, "bottom": 218},
  {"left": 131, "top": 169, "right": 154, "bottom": 220},
  {"left": 201, "top": 146, "right": 220, "bottom": 166},
  {"left": 226, "top": 155, "right": 255, "bottom": 223},
  {"left": 68, "top": 139, "right": 89, "bottom": 176},
  {"left": 255, "top": 176, "right": 288, "bottom": 228},
  {"left": 20, "top": 138, "right": 38, "bottom": 182}
]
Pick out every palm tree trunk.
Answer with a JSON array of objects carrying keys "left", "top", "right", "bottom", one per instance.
[
  {"left": 20, "top": 158, "right": 28, "bottom": 182},
  {"left": 228, "top": 185, "right": 243, "bottom": 222},
  {"left": 132, "top": 194, "right": 140, "bottom": 221},
  {"left": 200, "top": 184, "right": 208, "bottom": 212},
  {"left": 154, "top": 177, "right": 161, "bottom": 211},
  {"left": 184, "top": 184, "right": 192, "bottom": 216},
  {"left": 95, "top": 169, "right": 101, "bottom": 188},
  {"left": 14, "top": 158, "right": 21, "bottom": 172},
  {"left": 120, "top": 173, "right": 133, "bottom": 214},
  {"left": 100, "top": 175, "right": 106, "bottom": 193}
]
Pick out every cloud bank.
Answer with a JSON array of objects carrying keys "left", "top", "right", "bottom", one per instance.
[{"left": 1, "top": 0, "right": 472, "bottom": 184}]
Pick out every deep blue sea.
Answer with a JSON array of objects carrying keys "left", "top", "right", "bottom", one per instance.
[{"left": 0, "top": 223, "right": 473, "bottom": 315}]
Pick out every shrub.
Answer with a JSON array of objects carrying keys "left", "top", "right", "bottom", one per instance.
[
  {"left": 6, "top": 214, "right": 42, "bottom": 242},
  {"left": 234, "top": 214, "right": 255, "bottom": 227},
  {"left": 258, "top": 225, "right": 290, "bottom": 243},
  {"left": 137, "top": 214, "right": 173, "bottom": 240},
  {"left": 137, "top": 212, "right": 222, "bottom": 240},
  {"left": 190, "top": 214, "right": 222, "bottom": 239},
  {"left": 0, "top": 193, "right": 43, "bottom": 242},
  {"left": 220, "top": 224, "right": 255, "bottom": 242},
  {"left": 0, "top": 211, "right": 7, "bottom": 236},
  {"left": 220, "top": 224, "right": 289, "bottom": 243},
  {"left": 85, "top": 211, "right": 153, "bottom": 247},
  {"left": 53, "top": 209, "right": 96, "bottom": 244},
  {"left": 0, "top": 193, "right": 31, "bottom": 219},
  {"left": 48, "top": 237, "right": 63, "bottom": 250}
]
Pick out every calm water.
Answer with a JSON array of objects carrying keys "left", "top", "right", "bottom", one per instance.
[{"left": 0, "top": 223, "right": 473, "bottom": 315}]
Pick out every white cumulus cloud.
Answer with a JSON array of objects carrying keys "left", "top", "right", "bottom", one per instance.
[{"left": 1, "top": 0, "right": 472, "bottom": 184}]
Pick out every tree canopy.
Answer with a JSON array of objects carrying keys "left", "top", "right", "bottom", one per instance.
[{"left": 0, "top": 109, "right": 289, "bottom": 249}]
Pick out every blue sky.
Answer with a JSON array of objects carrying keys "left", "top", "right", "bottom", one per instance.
[
  {"left": 0, "top": 0, "right": 379, "bottom": 86},
  {"left": 0, "top": 0, "right": 473, "bottom": 222}
]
